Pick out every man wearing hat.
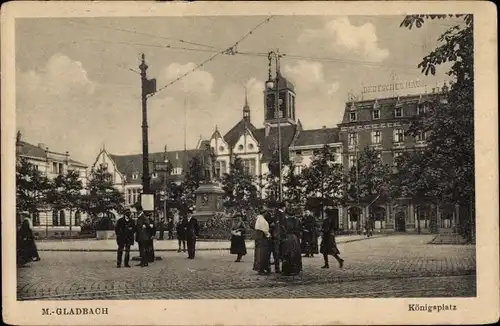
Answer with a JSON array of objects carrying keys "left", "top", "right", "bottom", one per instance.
[
  {"left": 114, "top": 208, "right": 136, "bottom": 268},
  {"left": 185, "top": 210, "right": 200, "bottom": 259},
  {"left": 135, "top": 205, "right": 152, "bottom": 267}
]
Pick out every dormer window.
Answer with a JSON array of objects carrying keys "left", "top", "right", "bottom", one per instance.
[
  {"left": 248, "top": 144, "right": 254, "bottom": 150},
  {"left": 238, "top": 144, "right": 244, "bottom": 151},
  {"left": 132, "top": 173, "right": 139, "bottom": 180},
  {"left": 152, "top": 173, "right": 158, "bottom": 179},
  {"left": 394, "top": 107, "right": 403, "bottom": 118},
  {"left": 372, "top": 109, "right": 380, "bottom": 120},
  {"left": 99, "top": 163, "right": 108, "bottom": 170},
  {"left": 349, "top": 112, "right": 357, "bottom": 122}
]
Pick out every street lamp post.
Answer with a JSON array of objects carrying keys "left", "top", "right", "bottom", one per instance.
[{"left": 266, "top": 50, "right": 283, "bottom": 203}]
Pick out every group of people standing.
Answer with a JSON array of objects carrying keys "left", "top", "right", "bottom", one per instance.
[
  {"left": 114, "top": 207, "right": 201, "bottom": 267},
  {"left": 247, "top": 205, "right": 344, "bottom": 276}
]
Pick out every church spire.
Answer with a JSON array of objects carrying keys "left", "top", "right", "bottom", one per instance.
[{"left": 243, "top": 86, "right": 250, "bottom": 122}]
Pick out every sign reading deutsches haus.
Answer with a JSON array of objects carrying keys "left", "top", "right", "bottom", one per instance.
[{"left": 362, "top": 80, "right": 426, "bottom": 94}]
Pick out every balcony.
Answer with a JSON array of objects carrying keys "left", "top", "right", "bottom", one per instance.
[
  {"left": 415, "top": 140, "right": 427, "bottom": 148},
  {"left": 369, "top": 143, "right": 383, "bottom": 150}
]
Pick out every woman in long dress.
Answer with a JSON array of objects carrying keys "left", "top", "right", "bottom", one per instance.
[
  {"left": 230, "top": 213, "right": 247, "bottom": 262},
  {"left": 320, "top": 208, "right": 344, "bottom": 269},
  {"left": 17, "top": 218, "right": 40, "bottom": 266},
  {"left": 253, "top": 209, "right": 271, "bottom": 274},
  {"left": 281, "top": 207, "right": 303, "bottom": 276}
]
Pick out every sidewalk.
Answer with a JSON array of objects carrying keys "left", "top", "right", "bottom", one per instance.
[{"left": 36, "top": 234, "right": 388, "bottom": 252}]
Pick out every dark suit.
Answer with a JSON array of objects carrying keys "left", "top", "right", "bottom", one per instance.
[
  {"left": 136, "top": 213, "right": 152, "bottom": 266},
  {"left": 146, "top": 217, "right": 156, "bottom": 262},
  {"left": 115, "top": 216, "right": 136, "bottom": 267},
  {"left": 186, "top": 217, "right": 200, "bottom": 259}
]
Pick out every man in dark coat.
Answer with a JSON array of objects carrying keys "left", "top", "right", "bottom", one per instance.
[
  {"left": 320, "top": 208, "right": 344, "bottom": 269},
  {"left": 186, "top": 211, "right": 200, "bottom": 259},
  {"left": 146, "top": 213, "right": 156, "bottom": 263},
  {"left": 158, "top": 217, "right": 166, "bottom": 240},
  {"left": 301, "top": 209, "right": 319, "bottom": 258},
  {"left": 135, "top": 206, "right": 152, "bottom": 267},
  {"left": 268, "top": 209, "right": 283, "bottom": 274},
  {"left": 115, "top": 208, "right": 136, "bottom": 268},
  {"left": 167, "top": 217, "right": 174, "bottom": 240}
]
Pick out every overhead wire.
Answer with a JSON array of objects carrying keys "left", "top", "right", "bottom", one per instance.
[
  {"left": 152, "top": 15, "right": 274, "bottom": 96},
  {"left": 66, "top": 19, "right": 221, "bottom": 50}
]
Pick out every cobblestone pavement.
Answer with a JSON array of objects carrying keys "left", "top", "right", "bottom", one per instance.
[{"left": 17, "top": 235, "right": 476, "bottom": 300}]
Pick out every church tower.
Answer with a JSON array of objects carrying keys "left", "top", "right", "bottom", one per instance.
[
  {"left": 243, "top": 87, "right": 251, "bottom": 123},
  {"left": 264, "top": 72, "right": 297, "bottom": 126}
]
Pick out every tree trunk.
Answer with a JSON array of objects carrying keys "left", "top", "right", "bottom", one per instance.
[{"left": 69, "top": 208, "right": 73, "bottom": 237}]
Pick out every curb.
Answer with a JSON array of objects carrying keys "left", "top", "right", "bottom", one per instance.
[{"left": 37, "top": 234, "right": 389, "bottom": 252}]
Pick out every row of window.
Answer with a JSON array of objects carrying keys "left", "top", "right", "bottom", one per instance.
[
  {"left": 349, "top": 105, "right": 428, "bottom": 122},
  {"left": 347, "top": 152, "right": 403, "bottom": 168},
  {"left": 348, "top": 129, "right": 428, "bottom": 146},
  {"left": 126, "top": 188, "right": 141, "bottom": 205},
  {"left": 30, "top": 211, "right": 82, "bottom": 227}
]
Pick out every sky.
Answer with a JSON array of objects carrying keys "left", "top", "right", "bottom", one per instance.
[{"left": 15, "top": 15, "right": 461, "bottom": 165}]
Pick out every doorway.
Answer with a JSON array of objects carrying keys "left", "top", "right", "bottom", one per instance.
[{"left": 395, "top": 211, "right": 406, "bottom": 232}]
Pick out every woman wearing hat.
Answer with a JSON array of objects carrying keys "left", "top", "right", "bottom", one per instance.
[
  {"left": 320, "top": 208, "right": 344, "bottom": 269},
  {"left": 281, "top": 206, "right": 303, "bottom": 276},
  {"left": 230, "top": 213, "right": 247, "bottom": 262},
  {"left": 17, "top": 217, "right": 40, "bottom": 266}
]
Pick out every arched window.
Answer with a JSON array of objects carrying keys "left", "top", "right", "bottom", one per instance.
[
  {"left": 59, "top": 210, "right": 66, "bottom": 226},
  {"left": 52, "top": 210, "right": 59, "bottom": 226}
]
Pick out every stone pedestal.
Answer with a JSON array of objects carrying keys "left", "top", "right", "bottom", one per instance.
[{"left": 193, "top": 182, "right": 225, "bottom": 222}]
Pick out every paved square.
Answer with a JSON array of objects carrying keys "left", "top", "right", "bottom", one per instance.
[{"left": 17, "top": 235, "right": 476, "bottom": 300}]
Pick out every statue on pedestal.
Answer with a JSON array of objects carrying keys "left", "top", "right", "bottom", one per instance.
[{"left": 203, "top": 144, "right": 217, "bottom": 183}]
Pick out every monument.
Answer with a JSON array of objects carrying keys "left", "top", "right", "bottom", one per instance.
[{"left": 193, "top": 144, "right": 225, "bottom": 222}]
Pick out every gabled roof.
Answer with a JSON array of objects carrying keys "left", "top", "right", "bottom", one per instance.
[
  {"left": 223, "top": 118, "right": 258, "bottom": 148},
  {"left": 18, "top": 141, "right": 46, "bottom": 159},
  {"left": 290, "top": 127, "right": 340, "bottom": 147},
  {"left": 18, "top": 141, "right": 87, "bottom": 166},
  {"left": 109, "top": 149, "right": 203, "bottom": 180},
  {"left": 253, "top": 124, "right": 299, "bottom": 162}
]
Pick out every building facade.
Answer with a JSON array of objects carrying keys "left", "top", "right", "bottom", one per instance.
[
  {"left": 16, "top": 139, "right": 88, "bottom": 237},
  {"left": 338, "top": 85, "right": 456, "bottom": 233}
]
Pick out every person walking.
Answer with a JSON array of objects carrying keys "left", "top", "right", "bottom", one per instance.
[
  {"left": 281, "top": 207, "right": 303, "bottom": 276},
  {"left": 320, "top": 208, "right": 344, "bottom": 269},
  {"left": 176, "top": 215, "right": 188, "bottom": 252},
  {"left": 135, "top": 206, "right": 152, "bottom": 267},
  {"left": 301, "top": 209, "right": 319, "bottom": 258},
  {"left": 186, "top": 211, "right": 200, "bottom": 259},
  {"left": 230, "top": 213, "right": 247, "bottom": 262},
  {"left": 115, "top": 208, "right": 135, "bottom": 268},
  {"left": 17, "top": 218, "right": 40, "bottom": 266}
]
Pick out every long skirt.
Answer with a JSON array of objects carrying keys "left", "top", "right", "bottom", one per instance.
[
  {"left": 253, "top": 237, "right": 270, "bottom": 271},
  {"left": 320, "top": 234, "right": 340, "bottom": 255},
  {"left": 17, "top": 239, "right": 39, "bottom": 265},
  {"left": 230, "top": 235, "right": 247, "bottom": 255},
  {"left": 281, "top": 234, "right": 302, "bottom": 276}
]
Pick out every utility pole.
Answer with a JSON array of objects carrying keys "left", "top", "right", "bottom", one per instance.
[
  {"left": 139, "top": 53, "right": 156, "bottom": 195},
  {"left": 267, "top": 49, "right": 283, "bottom": 203},
  {"left": 140, "top": 54, "right": 151, "bottom": 194}
]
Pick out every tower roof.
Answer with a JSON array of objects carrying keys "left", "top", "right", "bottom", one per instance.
[{"left": 277, "top": 72, "right": 295, "bottom": 92}]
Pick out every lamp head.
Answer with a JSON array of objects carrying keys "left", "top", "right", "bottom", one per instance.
[{"left": 265, "top": 80, "right": 275, "bottom": 90}]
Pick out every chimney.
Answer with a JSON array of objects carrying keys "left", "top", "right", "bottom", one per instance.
[
  {"left": 265, "top": 123, "right": 271, "bottom": 137},
  {"left": 38, "top": 143, "right": 45, "bottom": 149}
]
